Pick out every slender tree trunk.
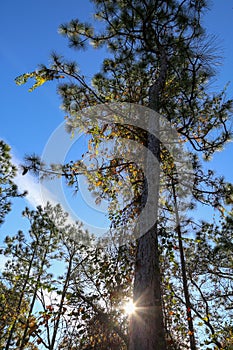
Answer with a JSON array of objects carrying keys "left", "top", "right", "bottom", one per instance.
[
  {"left": 129, "top": 52, "right": 167, "bottom": 350},
  {"left": 49, "top": 257, "right": 73, "bottom": 350},
  {"left": 5, "top": 249, "right": 37, "bottom": 350},
  {"left": 171, "top": 180, "right": 197, "bottom": 350},
  {"left": 19, "top": 249, "right": 49, "bottom": 350}
]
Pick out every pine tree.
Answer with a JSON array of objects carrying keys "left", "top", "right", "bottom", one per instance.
[
  {"left": 0, "top": 140, "right": 25, "bottom": 225},
  {"left": 16, "top": 0, "right": 233, "bottom": 349}
]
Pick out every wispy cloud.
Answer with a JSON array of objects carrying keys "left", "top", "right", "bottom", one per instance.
[
  {"left": 11, "top": 155, "right": 108, "bottom": 238},
  {"left": 13, "top": 155, "right": 59, "bottom": 209}
]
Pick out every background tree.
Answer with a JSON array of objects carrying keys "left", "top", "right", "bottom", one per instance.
[
  {"left": 2, "top": 204, "right": 63, "bottom": 349},
  {"left": 0, "top": 139, "right": 25, "bottom": 226},
  {"left": 0, "top": 202, "right": 132, "bottom": 349},
  {"left": 0, "top": 281, "right": 31, "bottom": 349}
]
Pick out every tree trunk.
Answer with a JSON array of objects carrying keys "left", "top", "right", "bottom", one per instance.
[
  {"left": 171, "top": 180, "right": 197, "bottom": 350},
  {"left": 129, "top": 133, "right": 166, "bottom": 349},
  {"left": 129, "top": 226, "right": 166, "bottom": 350},
  {"left": 129, "top": 50, "right": 167, "bottom": 350}
]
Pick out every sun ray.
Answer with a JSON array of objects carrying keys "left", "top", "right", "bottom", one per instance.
[{"left": 124, "top": 299, "right": 136, "bottom": 315}]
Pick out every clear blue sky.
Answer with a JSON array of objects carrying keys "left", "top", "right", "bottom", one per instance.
[{"left": 1, "top": 0, "right": 233, "bottom": 238}]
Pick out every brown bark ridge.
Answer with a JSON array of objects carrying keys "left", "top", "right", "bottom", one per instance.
[
  {"left": 129, "top": 226, "right": 166, "bottom": 350},
  {"left": 129, "top": 51, "right": 168, "bottom": 350}
]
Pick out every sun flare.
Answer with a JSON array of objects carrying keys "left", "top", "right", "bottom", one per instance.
[{"left": 124, "top": 300, "right": 136, "bottom": 315}]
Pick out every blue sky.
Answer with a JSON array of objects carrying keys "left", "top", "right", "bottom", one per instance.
[{"left": 1, "top": 0, "right": 233, "bottom": 238}]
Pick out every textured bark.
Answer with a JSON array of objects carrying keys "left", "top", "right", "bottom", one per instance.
[
  {"left": 129, "top": 50, "right": 168, "bottom": 350},
  {"left": 129, "top": 227, "right": 166, "bottom": 350},
  {"left": 129, "top": 140, "right": 166, "bottom": 350}
]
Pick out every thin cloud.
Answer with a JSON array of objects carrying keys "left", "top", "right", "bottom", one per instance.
[
  {"left": 13, "top": 155, "right": 59, "bottom": 209},
  {"left": 11, "top": 154, "right": 108, "bottom": 238}
]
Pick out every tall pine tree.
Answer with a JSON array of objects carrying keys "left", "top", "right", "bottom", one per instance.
[{"left": 16, "top": 0, "right": 233, "bottom": 348}]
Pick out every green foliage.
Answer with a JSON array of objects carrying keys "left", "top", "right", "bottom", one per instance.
[
  {"left": 15, "top": 68, "right": 65, "bottom": 92},
  {"left": 0, "top": 281, "right": 30, "bottom": 348},
  {"left": 14, "top": 0, "right": 233, "bottom": 349},
  {"left": 0, "top": 140, "right": 24, "bottom": 225},
  {"left": 0, "top": 203, "right": 133, "bottom": 349}
]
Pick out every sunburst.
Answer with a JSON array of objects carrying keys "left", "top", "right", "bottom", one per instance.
[{"left": 123, "top": 299, "right": 136, "bottom": 315}]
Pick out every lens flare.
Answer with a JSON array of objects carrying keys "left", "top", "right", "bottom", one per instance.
[{"left": 124, "top": 300, "right": 136, "bottom": 315}]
